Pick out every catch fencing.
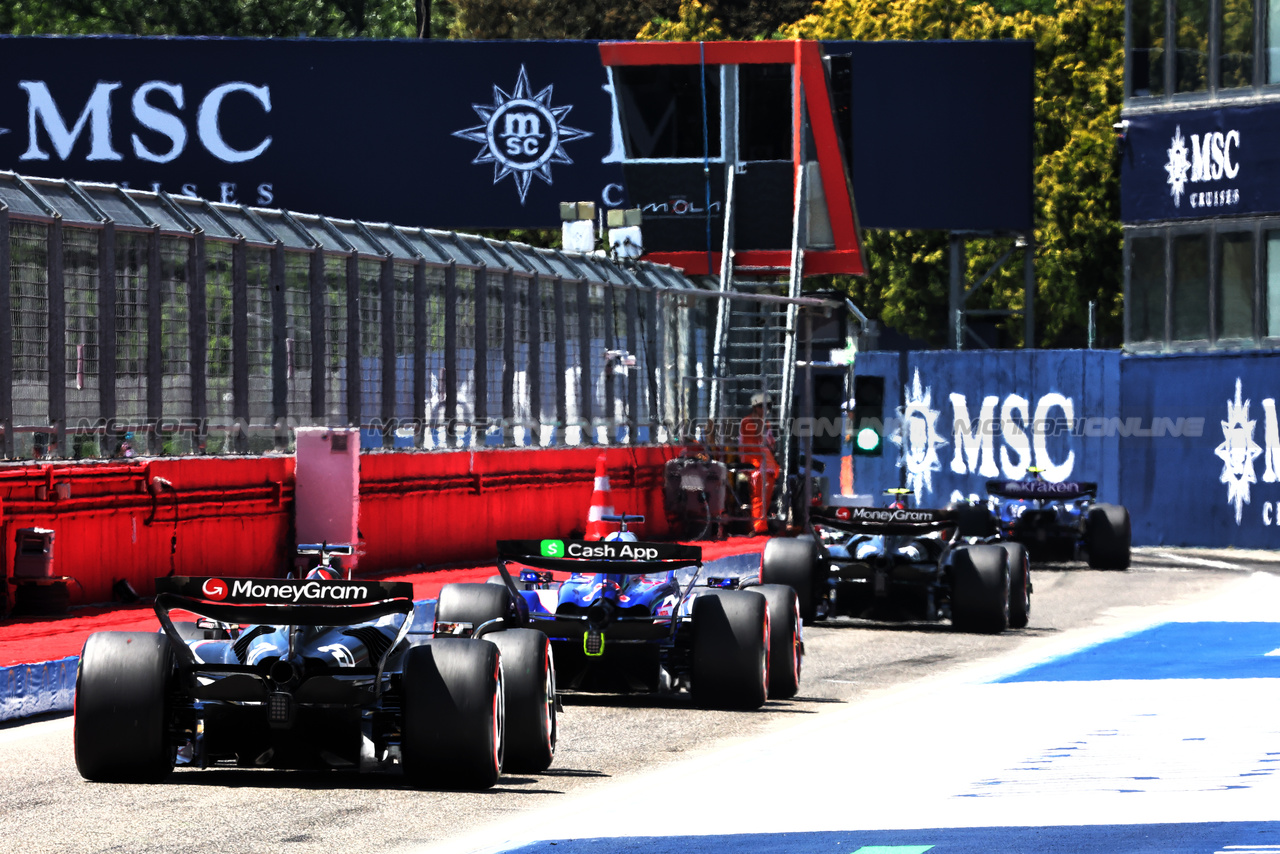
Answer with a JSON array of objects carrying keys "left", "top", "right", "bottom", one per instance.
[{"left": 0, "top": 172, "right": 723, "bottom": 459}]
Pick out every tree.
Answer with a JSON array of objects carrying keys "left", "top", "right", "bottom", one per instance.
[
  {"left": 0, "top": 0, "right": 416, "bottom": 37},
  {"left": 785, "top": 0, "right": 1125, "bottom": 348},
  {"left": 637, "top": 0, "right": 725, "bottom": 40},
  {"left": 448, "top": 0, "right": 808, "bottom": 40}
]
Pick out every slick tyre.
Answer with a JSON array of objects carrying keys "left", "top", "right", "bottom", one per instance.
[
  {"left": 691, "top": 590, "right": 769, "bottom": 710},
  {"left": 997, "top": 542, "right": 1031, "bottom": 629},
  {"left": 761, "top": 537, "right": 819, "bottom": 623},
  {"left": 949, "top": 546, "right": 1011, "bottom": 634},
  {"left": 402, "top": 638, "right": 503, "bottom": 790},
  {"left": 436, "top": 583, "right": 514, "bottom": 633},
  {"left": 74, "top": 631, "right": 177, "bottom": 783},
  {"left": 488, "top": 629, "right": 556, "bottom": 774},
  {"left": 1086, "top": 504, "right": 1131, "bottom": 570},
  {"left": 756, "top": 583, "right": 802, "bottom": 699}
]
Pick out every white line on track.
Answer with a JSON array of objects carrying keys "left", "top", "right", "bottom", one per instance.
[{"left": 1146, "top": 552, "right": 1253, "bottom": 571}]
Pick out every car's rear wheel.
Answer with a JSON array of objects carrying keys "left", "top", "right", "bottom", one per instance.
[
  {"left": 74, "top": 631, "right": 177, "bottom": 782},
  {"left": 401, "top": 638, "right": 503, "bottom": 790},
  {"left": 997, "top": 542, "right": 1031, "bottom": 629},
  {"left": 761, "top": 537, "right": 819, "bottom": 623},
  {"left": 949, "top": 546, "right": 1010, "bottom": 634},
  {"left": 435, "top": 583, "right": 513, "bottom": 634},
  {"left": 1086, "top": 504, "right": 1131, "bottom": 570},
  {"left": 691, "top": 590, "right": 769, "bottom": 710},
  {"left": 756, "top": 584, "right": 801, "bottom": 699},
  {"left": 488, "top": 629, "right": 556, "bottom": 773}
]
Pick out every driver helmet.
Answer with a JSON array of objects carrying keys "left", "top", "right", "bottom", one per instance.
[
  {"left": 603, "top": 530, "right": 638, "bottom": 543},
  {"left": 306, "top": 555, "right": 343, "bottom": 581}
]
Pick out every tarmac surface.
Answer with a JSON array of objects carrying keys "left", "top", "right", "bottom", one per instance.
[{"left": 2, "top": 546, "right": 1275, "bottom": 854}]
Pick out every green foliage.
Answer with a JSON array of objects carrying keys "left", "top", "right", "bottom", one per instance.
[
  {"left": 0, "top": 0, "right": 417, "bottom": 37},
  {"left": 447, "top": 0, "right": 809, "bottom": 40},
  {"left": 637, "top": 0, "right": 725, "bottom": 40},
  {"left": 449, "top": 1, "right": 681, "bottom": 39},
  {"left": 786, "top": 0, "right": 1126, "bottom": 349},
  {"left": 639, "top": 0, "right": 816, "bottom": 40}
]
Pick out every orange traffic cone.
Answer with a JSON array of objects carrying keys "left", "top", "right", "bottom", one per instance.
[{"left": 585, "top": 453, "right": 615, "bottom": 541}]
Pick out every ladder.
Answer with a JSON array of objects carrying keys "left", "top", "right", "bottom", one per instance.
[{"left": 706, "top": 162, "right": 808, "bottom": 516}]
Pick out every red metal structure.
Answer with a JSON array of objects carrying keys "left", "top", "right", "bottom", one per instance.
[{"left": 600, "top": 40, "right": 865, "bottom": 277}]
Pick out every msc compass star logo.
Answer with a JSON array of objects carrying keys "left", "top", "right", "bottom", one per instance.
[
  {"left": 891, "top": 369, "right": 948, "bottom": 498},
  {"left": 452, "top": 66, "right": 592, "bottom": 205},
  {"left": 1215, "top": 378, "right": 1263, "bottom": 524},
  {"left": 1166, "top": 125, "right": 1192, "bottom": 208}
]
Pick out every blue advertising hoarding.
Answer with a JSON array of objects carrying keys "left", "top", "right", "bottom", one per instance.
[
  {"left": 852, "top": 349, "right": 1280, "bottom": 548},
  {"left": 1120, "top": 103, "right": 1280, "bottom": 223},
  {"left": 851, "top": 350, "right": 1122, "bottom": 508},
  {"left": 1120, "top": 352, "right": 1280, "bottom": 547}
]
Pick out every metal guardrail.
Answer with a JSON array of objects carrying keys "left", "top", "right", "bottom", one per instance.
[{"left": 0, "top": 171, "right": 834, "bottom": 461}]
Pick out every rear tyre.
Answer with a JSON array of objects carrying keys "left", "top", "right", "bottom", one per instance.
[
  {"left": 435, "top": 583, "right": 514, "bottom": 633},
  {"left": 949, "top": 546, "right": 1011, "bottom": 634},
  {"left": 691, "top": 590, "right": 769, "bottom": 710},
  {"left": 997, "top": 543, "right": 1031, "bottom": 629},
  {"left": 761, "top": 537, "right": 819, "bottom": 623},
  {"left": 1086, "top": 504, "right": 1131, "bottom": 570},
  {"left": 401, "top": 639, "right": 503, "bottom": 790},
  {"left": 74, "top": 631, "right": 177, "bottom": 782},
  {"left": 756, "top": 584, "right": 801, "bottom": 699},
  {"left": 488, "top": 629, "right": 556, "bottom": 773}
]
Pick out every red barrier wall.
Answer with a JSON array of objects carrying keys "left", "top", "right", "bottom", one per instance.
[
  {"left": 0, "top": 446, "right": 682, "bottom": 608},
  {"left": 0, "top": 457, "right": 294, "bottom": 605},
  {"left": 356, "top": 446, "right": 680, "bottom": 573}
]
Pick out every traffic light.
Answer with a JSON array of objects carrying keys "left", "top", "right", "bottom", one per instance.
[
  {"left": 851, "top": 375, "right": 885, "bottom": 456},
  {"left": 811, "top": 369, "right": 845, "bottom": 456}
]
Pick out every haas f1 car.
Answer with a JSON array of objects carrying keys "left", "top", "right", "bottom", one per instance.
[
  {"left": 73, "top": 545, "right": 556, "bottom": 788},
  {"left": 762, "top": 497, "right": 1030, "bottom": 633},
  {"left": 950, "top": 470, "right": 1132, "bottom": 569},
  {"left": 432, "top": 517, "right": 801, "bottom": 709}
]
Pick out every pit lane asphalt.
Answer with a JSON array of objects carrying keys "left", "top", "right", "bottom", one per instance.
[{"left": 0, "top": 547, "right": 1271, "bottom": 854}]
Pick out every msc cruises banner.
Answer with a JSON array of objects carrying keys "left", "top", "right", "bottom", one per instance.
[
  {"left": 0, "top": 37, "right": 628, "bottom": 229},
  {"left": 0, "top": 36, "right": 1035, "bottom": 232},
  {"left": 1121, "top": 103, "right": 1280, "bottom": 223}
]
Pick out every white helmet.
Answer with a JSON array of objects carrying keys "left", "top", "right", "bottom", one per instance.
[{"left": 603, "top": 530, "right": 638, "bottom": 543}]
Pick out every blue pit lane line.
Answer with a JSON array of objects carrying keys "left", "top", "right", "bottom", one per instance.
[
  {"left": 490, "top": 822, "right": 1280, "bottom": 854},
  {"left": 997, "top": 622, "right": 1280, "bottom": 683}
]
